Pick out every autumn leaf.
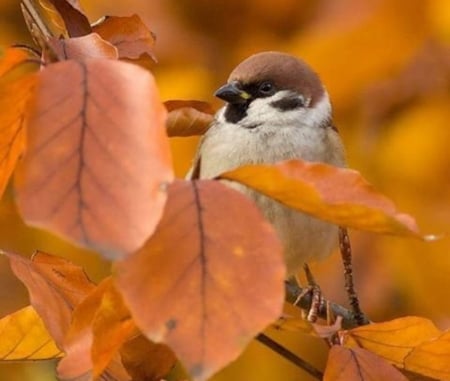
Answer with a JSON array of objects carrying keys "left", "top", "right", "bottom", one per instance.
[
  {"left": 165, "top": 100, "right": 215, "bottom": 137},
  {"left": 14, "top": 59, "right": 173, "bottom": 258},
  {"left": 92, "top": 14, "right": 156, "bottom": 60},
  {"left": 324, "top": 346, "right": 408, "bottom": 381},
  {"left": 3, "top": 250, "right": 95, "bottom": 347},
  {"left": 57, "top": 277, "right": 135, "bottom": 380},
  {"left": 0, "top": 47, "right": 32, "bottom": 77},
  {"left": 344, "top": 316, "right": 441, "bottom": 367},
  {"left": 48, "top": 33, "right": 118, "bottom": 60},
  {"left": 115, "top": 180, "right": 285, "bottom": 381},
  {"left": 57, "top": 276, "right": 176, "bottom": 381},
  {"left": 219, "top": 159, "right": 422, "bottom": 237},
  {"left": 272, "top": 303, "right": 313, "bottom": 334},
  {"left": 120, "top": 336, "right": 176, "bottom": 381},
  {"left": 0, "top": 305, "right": 62, "bottom": 360},
  {"left": 404, "top": 330, "right": 450, "bottom": 380},
  {"left": 44, "top": 0, "right": 91, "bottom": 37},
  {"left": 0, "top": 74, "right": 35, "bottom": 199},
  {"left": 3, "top": 251, "right": 131, "bottom": 380}
]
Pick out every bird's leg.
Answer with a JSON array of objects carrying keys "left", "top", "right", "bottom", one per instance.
[{"left": 292, "top": 264, "right": 323, "bottom": 323}]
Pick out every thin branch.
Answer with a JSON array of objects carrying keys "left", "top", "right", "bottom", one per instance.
[
  {"left": 285, "top": 280, "right": 370, "bottom": 329},
  {"left": 256, "top": 333, "right": 323, "bottom": 380},
  {"left": 338, "top": 227, "right": 368, "bottom": 326}
]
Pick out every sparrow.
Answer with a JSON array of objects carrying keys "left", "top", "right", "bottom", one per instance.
[{"left": 190, "top": 51, "right": 346, "bottom": 276}]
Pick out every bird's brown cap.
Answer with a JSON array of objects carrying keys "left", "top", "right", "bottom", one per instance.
[{"left": 228, "top": 51, "right": 324, "bottom": 106}]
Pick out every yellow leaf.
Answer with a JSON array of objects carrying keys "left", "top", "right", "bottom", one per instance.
[
  {"left": 405, "top": 330, "right": 450, "bottom": 380},
  {"left": 219, "top": 159, "right": 422, "bottom": 237},
  {"left": 0, "top": 305, "right": 62, "bottom": 360},
  {"left": 344, "top": 316, "right": 441, "bottom": 367}
]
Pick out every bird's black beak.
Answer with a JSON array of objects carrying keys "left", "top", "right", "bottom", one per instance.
[{"left": 214, "top": 82, "right": 251, "bottom": 104}]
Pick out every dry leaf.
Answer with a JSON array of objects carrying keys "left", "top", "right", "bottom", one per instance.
[
  {"left": 165, "top": 100, "right": 215, "bottom": 137},
  {"left": 405, "top": 330, "right": 450, "bottom": 380},
  {"left": 45, "top": 0, "right": 91, "bottom": 37},
  {"left": 0, "top": 47, "right": 32, "bottom": 77},
  {"left": 115, "top": 180, "right": 285, "bottom": 381},
  {"left": 0, "top": 305, "right": 62, "bottom": 360},
  {"left": 48, "top": 33, "right": 118, "bottom": 60},
  {"left": 272, "top": 303, "right": 313, "bottom": 334},
  {"left": 93, "top": 14, "right": 156, "bottom": 60},
  {"left": 0, "top": 74, "right": 35, "bottom": 199},
  {"left": 219, "top": 159, "right": 422, "bottom": 237},
  {"left": 324, "top": 346, "right": 408, "bottom": 381},
  {"left": 57, "top": 277, "right": 135, "bottom": 380},
  {"left": 4, "top": 251, "right": 131, "bottom": 380},
  {"left": 14, "top": 59, "right": 173, "bottom": 258},
  {"left": 344, "top": 316, "right": 441, "bottom": 367},
  {"left": 4, "top": 251, "right": 95, "bottom": 347},
  {"left": 120, "top": 336, "right": 176, "bottom": 381}
]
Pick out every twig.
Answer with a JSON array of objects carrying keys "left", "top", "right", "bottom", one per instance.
[
  {"left": 338, "top": 227, "right": 368, "bottom": 326},
  {"left": 256, "top": 333, "right": 323, "bottom": 380},
  {"left": 285, "top": 280, "right": 370, "bottom": 329}
]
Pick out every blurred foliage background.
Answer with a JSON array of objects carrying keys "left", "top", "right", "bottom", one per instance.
[{"left": 0, "top": 0, "right": 449, "bottom": 380}]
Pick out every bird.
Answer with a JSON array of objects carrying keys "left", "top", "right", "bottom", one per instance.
[{"left": 190, "top": 51, "right": 346, "bottom": 276}]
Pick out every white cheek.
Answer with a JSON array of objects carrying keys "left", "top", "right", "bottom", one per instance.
[{"left": 244, "top": 90, "right": 331, "bottom": 128}]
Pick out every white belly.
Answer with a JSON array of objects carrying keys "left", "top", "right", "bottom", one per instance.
[{"left": 197, "top": 118, "right": 345, "bottom": 275}]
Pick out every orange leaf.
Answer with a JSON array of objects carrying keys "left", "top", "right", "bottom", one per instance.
[
  {"left": 48, "top": 34, "right": 118, "bottom": 60},
  {"left": 404, "top": 330, "right": 450, "bottom": 380},
  {"left": 0, "top": 305, "right": 62, "bottom": 360},
  {"left": 57, "top": 277, "right": 136, "bottom": 380},
  {"left": 93, "top": 14, "right": 157, "bottom": 60},
  {"left": 3, "top": 251, "right": 95, "bottom": 347},
  {"left": 115, "top": 180, "right": 285, "bottom": 381},
  {"left": 344, "top": 316, "right": 441, "bottom": 367},
  {"left": 14, "top": 59, "right": 173, "bottom": 258},
  {"left": 219, "top": 159, "right": 422, "bottom": 237},
  {"left": 165, "top": 100, "right": 215, "bottom": 137},
  {"left": 0, "top": 74, "right": 35, "bottom": 199},
  {"left": 0, "top": 47, "right": 31, "bottom": 77},
  {"left": 324, "top": 346, "right": 408, "bottom": 381}
]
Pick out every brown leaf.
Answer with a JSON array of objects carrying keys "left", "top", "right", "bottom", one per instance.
[
  {"left": 46, "top": 0, "right": 91, "bottom": 37},
  {"left": 14, "top": 59, "right": 173, "bottom": 258},
  {"left": 48, "top": 34, "right": 118, "bottom": 61},
  {"left": 57, "top": 277, "right": 135, "bottom": 380},
  {"left": 0, "top": 305, "right": 63, "bottom": 360},
  {"left": 344, "top": 316, "right": 441, "bottom": 367},
  {"left": 4, "top": 251, "right": 95, "bottom": 347},
  {"left": 404, "top": 330, "right": 450, "bottom": 380},
  {"left": 219, "top": 159, "right": 422, "bottom": 237},
  {"left": 4, "top": 251, "right": 131, "bottom": 380},
  {"left": 120, "top": 336, "right": 176, "bottom": 381},
  {"left": 115, "top": 180, "right": 285, "bottom": 381},
  {"left": 21, "top": 0, "right": 67, "bottom": 48},
  {"left": 0, "top": 75, "right": 35, "bottom": 199},
  {"left": 165, "top": 100, "right": 215, "bottom": 137},
  {"left": 324, "top": 346, "right": 408, "bottom": 381},
  {"left": 92, "top": 15, "right": 157, "bottom": 61}
]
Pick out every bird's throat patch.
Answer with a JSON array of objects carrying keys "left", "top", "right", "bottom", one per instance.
[{"left": 224, "top": 102, "right": 249, "bottom": 124}]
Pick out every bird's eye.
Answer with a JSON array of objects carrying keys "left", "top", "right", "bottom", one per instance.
[{"left": 258, "top": 81, "right": 275, "bottom": 96}]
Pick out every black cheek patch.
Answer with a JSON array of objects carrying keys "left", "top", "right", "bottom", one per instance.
[
  {"left": 270, "top": 96, "right": 304, "bottom": 111},
  {"left": 224, "top": 102, "right": 249, "bottom": 123}
]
